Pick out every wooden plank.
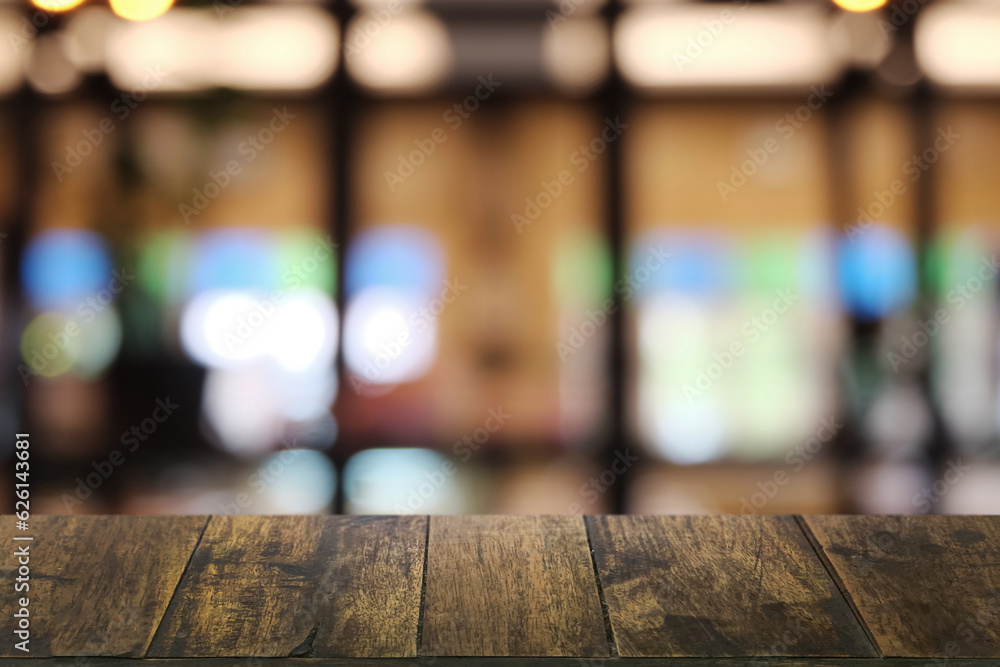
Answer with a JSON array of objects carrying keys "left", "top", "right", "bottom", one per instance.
[
  {"left": 421, "top": 515, "right": 609, "bottom": 657},
  {"left": 0, "top": 514, "right": 206, "bottom": 657},
  {"left": 804, "top": 515, "right": 1000, "bottom": 658},
  {"left": 586, "top": 515, "right": 875, "bottom": 658},
  {"left": 147, "top": 515, "right": 426, "bottom": 658},
  {"left": 6, "top": 660, "right": 1000, "bottom": 667}
]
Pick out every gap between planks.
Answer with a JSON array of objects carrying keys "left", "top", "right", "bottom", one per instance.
[
  {"left": 583, "top": 515, "right": 620, "bottom": 658},
  {"left": 144, "top": 516, "right": 212, "bottom": 657},
  {"left": 792, "top": 516, "right": 882, "bottom": 658},
  {"left": 415, "top": 516, "right": 431, "bottom": 655},
  {"left": 124, "top": 515, "right": 876, "bottom": 662}
]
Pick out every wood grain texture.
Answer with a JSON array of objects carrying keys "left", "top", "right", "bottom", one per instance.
[
  {"left": 6, "top": 660, "right": 1000, "bottom": 667},
  {"left": 421, "top": 515, "right": 609, "bottom": 657},
  {"left": 587, "top": 515, "right": 875, "bottom": 658},
  {"left": 0, "top": 514, "right": 206, "bottom": 657},
  {"left": 804, "top": 515, "right": 1000, "bottom": 658},
  {"left": 147, "top": 515, "right": 426, "bottom": 658}
]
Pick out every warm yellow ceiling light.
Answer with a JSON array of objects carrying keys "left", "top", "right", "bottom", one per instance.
[
  {"left": 31, "top": 0, "right": 86, "bottom": 12},
  {"left": 832, "top": 0, "right": 887, "bottom": 13},
  {"left": 615, "top": 6, "right": 841, "bottom": 90},
  {"left": 110, "top": 0, "right": 174, "bottom": 21}
]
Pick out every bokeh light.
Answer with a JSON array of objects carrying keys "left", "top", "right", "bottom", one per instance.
[
  {"left": 257, "top": 449, "right": 337, "bottom": 514},
  {"left": 201, "top": 364, "right": 284, "bottom": 456},
  {"left": 21, "top": 313, "right": 77, "bottom": 379},
  {"left": 344, "top": 448, "right": 462, "bottom": 514},
  {"left": 20, "top": 309, "right": 121, "bottom": 380},
  {"left": 31, "top": 0, "right": 85, "bottom": 12},
  {"left": 832, "top": 0, "right": 887, "bottom": 13},
  {"left": 837, "top": 225, "right": 916, "bottom": 320},
  {"left": 190, "top": 229, "right": 276, "bottom": 294},
  {"left": 346, "top": 10, "right": 451, "bottom": 94},
  {"left": 105, "top": 7, "right": 338, "bottom": 92},
  {"left": 110, "top": 0, "right": 173, "bottom": 21},
  {"left": 343, "top": 226, "right": 444, "bottom": 387},
  {"left": 346, "top": 225, "right": 444, "bottom": 297},
  {"left": 630, "top": 232, "right": 735, "bottom": 299},
  {"left": 180, "top": 288, "right": 338, "bottom": 370},
  {"left": 343, "top": 287, "right": 437, "bottom": 385},
  {"left": 22, "top": 230, "right": 112, "bottom": 311}
]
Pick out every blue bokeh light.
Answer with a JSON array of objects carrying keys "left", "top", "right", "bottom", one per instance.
[
  {"left": 346, "top": 225, "right": 444, "bottom": 297},
  {"left": 629, "top": 231, "right": 735, "bottom": 299},
  {"left": 837, "top": 225, "right": 917, "bottom": 320},
  {"left": 22, "top": 230, "right": 113, "bottom": 310},
  {"left": 189, "top": 229, "right": 277, "bottom": 294}
]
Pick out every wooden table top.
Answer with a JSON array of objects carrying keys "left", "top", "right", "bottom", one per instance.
[{"left": 2, "top": 515, "right": 999, "bottom": 665}]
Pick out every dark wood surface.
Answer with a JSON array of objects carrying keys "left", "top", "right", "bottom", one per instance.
[
  {"left": 2, "top": 514, "right": 999, "bottom": 664},
  {"left": 0, "top": 515, "right": 207, "bottom": 658},
  {"left": 586, "top": 515, "right": 875, "bottom": 657},
  {"left": 421, "top": 515, "right": 609, "bottom": 657},
  {"left": 148, "top": 515, "right": 426, "bottom": 658},
  {"left": 3, "top": 661, "right": 1000, "bottom": 667},
  {"left": 803, "top": 515, "right": 1000, "bottom": 658},
  {"left": 5, "top": 660, "right": 1000, "bottom": 667}
]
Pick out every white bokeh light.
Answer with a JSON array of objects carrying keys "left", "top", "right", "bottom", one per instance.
[
  {"left": 343, "top": 287, "right": 437, "bottom": 386},
  {"left": 202, "top": 364, "right": 284, "bottom": 457},
  {"left": 180, "top": 288, "right": 337, "bottom": 371},
  {"left": 258, "top": 449, "right": 337, "bottom": 514}
]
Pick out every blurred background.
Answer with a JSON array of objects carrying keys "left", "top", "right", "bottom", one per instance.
[{"left": 1, "top": 0, "right": 999, "bottom": 516}]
